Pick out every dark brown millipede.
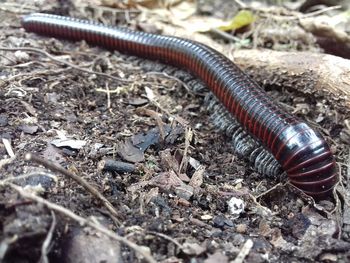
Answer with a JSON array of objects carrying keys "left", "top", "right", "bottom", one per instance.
[{"left": 21, "top": 13, "right": 338, "bottom": 198}]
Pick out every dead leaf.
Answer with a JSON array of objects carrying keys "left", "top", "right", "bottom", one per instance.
[
  {"left": 170, "top": 15, "right": 226, "bottom": 33},
  {"left": 168, "top": 0, "right": 196, "bottom": 20},
  {"left": 174, "top": 184, "right": 193, "bottom": 200},
  {"left": 149, "top": 170, "right": 183, "bottom": 191},
  {"left": 204, "top": 251, "right": 229, "bottom": 263},
  {"left": 117, "top": 139, "right": 144, "bottom": 163},
  {"left": 160, "top": 149, "right": 180, "bottom": 171},
  {"left": 134, "top": 124, "right": 184, "bottom": 150},
  {"left": 144, "top": 187, "right": 159, "bottom": 205},
  {"left": 18, "top": 124, "right": 38, "bottom": 134},
  {"left": 270, "top": 228, "right": 296, "bottom": 252},
  {"left": 127, "top": 97, "right": 149, "bottom": 106},
  {"left": 182, "top": 242, "right": 206, "bottom": 256},
  {"left": 118, "top": 124, "right": 184, "bottom": 163},
  {"left": 51, "top": 138, "right": 87, "bottom": 150},
  {"left": 138, "top": 2, "right": 227, "bottom": 34},
  {"left": 0, "top": 114, "right": 8, "bottom": 127},
  {"left": 42, "top": 143, "right": 65, "bottom": 163},
  {"left": 189, "top": 165, "right": 205, "bottom": 188}
]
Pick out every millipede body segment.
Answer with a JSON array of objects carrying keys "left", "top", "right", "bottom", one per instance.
[{"left": 21, "top": 13, "right": 338, "bottom": 198}]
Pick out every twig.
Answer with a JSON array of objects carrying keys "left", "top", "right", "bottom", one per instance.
[
  {"left": 232, "top": 239, "right": 253, "bottom": 263},
  {"left": 136, "top": 108, "right": 166, "bottom": 141},
  {"left": 2, "top": 138, "right": 15, "bottom": 158},
  {"left": 0, "top": 47, "right": 131, "bottom": 83},
  {"left": 297, "top": 5, "right": 342, "bottom": 19},
  {"left": 6, "top": 183, "right": 156, "bottom": 263},
  {"left": 0, "top": 53, "right": 16, "bottom": 63},
  {"left": 145, "top": 71, "right": 194, "bottom": 95},
  {"left": 258, "top": 5, "right": 342, "bottom": 21},
  {"left": 233, "top": 0, "right": 247, "bottom": 8},
  {"left": 0, "top": 2, "right": 37, "bottom": 14},
  {"left": 98, "top": 159, "right": 136, "bottom": 173},
  {"left": 210, "top": 28, "right": 242, "bottom": 43},
  {"left": 178, "top": 128, "right": 193, "bottom": 173},
  {"left": 0, "top": 68, "right": 69, "bottom": 86},
  {"left": 254, "top": 182, "right": 284, "bottom": 199},
  {"left": 0, "top": 236, "right": 17, "bottom": 261},
  {"left": 25, "top": 153, "right": 122, "bottom": 225},
  {"left": 95, "top": 86, "right": 125, "bottom": 94},
  {"left": 40, "top": 211, "right": 56, "bottom": 263},
  {"left": 105, "top": 82, "right": 111, "bottom": 109}
]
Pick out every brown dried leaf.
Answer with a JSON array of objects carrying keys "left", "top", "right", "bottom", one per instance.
[
  {"left": 182, "top": 242, "right": 206, "bottom": 256},
  {"left": 117, "top": 139, "right": 144, "bottom": 163},
  {"left": 189, "top": 165, "right": 205, "bottom": 189},
  {"left": 144, "top": 187, "right": 159, "bottom": 205},
  {"left": 160, "top": 149, "right": 180, "bottom": 171},
  {"left": 42, "top": 144, "right": 65, "bottom": 164},
  {"left": 18, "top": 124, "right": 38, "bottom": 135},
  {"left": 149, "top": 170, "right": 183, "bottom": 191},
  {"left": 204, "top": 251, "right": 229, "bottom": 263}
]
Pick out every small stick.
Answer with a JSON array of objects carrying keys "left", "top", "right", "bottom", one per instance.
[
  {"left": 136, "top": 108, "right": 166, "bottom": 141},
  {"left": 178, "top": 128, "right": 193, "bottom": 173},
  {"left": 40, "top": 211, "right": 56, "bottom": 263},
  {"left": 292, "top": 5, "right": 342, "bottom": 20},
  {"left": 25, "top": 153, "right": 122, "bottom": 225},
  {"left": 145, "top": 71, "right": 193, "bottom": 95},
  {"left": 232, "top": 239, "right": 253, "bottom": 263},
  {"left": 2, "top": 138, "right": 15, "bottom": 158},
  {"left": 233, "top": 0, "right": 247, "bottom": 8},
  {"left": 0, "top": 46, "right": 131, "bottom": 83},
  {"left": 7, "top": 183, "right": 156, "bottom": 263},
  {"left": 210, "top": 28, "right": 243, "bottom": 43},
  {"left": 105, "top": 82, "right": 111, "bottom": 109},
  {"left": 98, "top": 159, "right": 136, "bottom": 173}
]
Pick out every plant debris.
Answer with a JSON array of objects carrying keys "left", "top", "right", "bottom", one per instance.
[{"left": 1, "top": 0, "right": 350, "bottom": 262}]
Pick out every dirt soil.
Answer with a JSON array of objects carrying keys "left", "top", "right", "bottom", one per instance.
[{"left": 1, "top": 1, "right": 350, "bottom": 263}]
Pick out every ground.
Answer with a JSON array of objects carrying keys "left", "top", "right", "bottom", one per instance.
[{"left": 1, "top": 0, "right": 350, "bottom": 262}]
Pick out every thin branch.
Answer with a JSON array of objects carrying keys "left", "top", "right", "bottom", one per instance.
[
  {"left": 0, "top": 47, "right": 131, "bottom": 83},
  {"left": 145, "top": 71, "right": 194, "bottom": 95},
  {"left": 136, "top": 108, "right": 166, "bottom": 141},
  {"left": 178, "top": 128, "right": 193, "bottom": 173},
  {"left": 0, "top": 53, "right": 16, "bottom": 63},
  {"left": 233, "top": 0, "right": 247, "bottom": 8},
  {"left": 7, "top": 183, "right": 156, "bottom": 263},
  {"left": 25, "top": 153, "right": 122, "bottom": 225},
  {"left": 2, "top": 138, "right": 15, "bottom": 158},
  {"left": 297, "top": 5, "right": 342, "bottom": 19},
  {"left": 232, "top": 239, "right": 253, "bottom": 263},
  {"left": 257, "top": 5, "right": 342, "bottom": 21},
  {"left": 40, "top": 211, "right": 56, "bottom": 263}
]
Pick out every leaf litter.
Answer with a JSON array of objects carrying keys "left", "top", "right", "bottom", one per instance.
[{"left": 1, "top": 0, "right": 350, "bottom": 262}]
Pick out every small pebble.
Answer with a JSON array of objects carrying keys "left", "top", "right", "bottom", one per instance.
[
  {"left": 201, "top": 214, "right": 213, "bottom": 220},
  {"left": 213, "top": 215, "right": 226, "bottom": 228},
  {"left": 227, "top": 197, "right": 245, "bottom": 216},
  {"left": 236, "top": 223, "right": 247, "bottom": 233}
]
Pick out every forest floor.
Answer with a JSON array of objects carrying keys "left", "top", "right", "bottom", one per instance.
[{"left": 1, "top": 0, "right": 350, "bottom": 262}]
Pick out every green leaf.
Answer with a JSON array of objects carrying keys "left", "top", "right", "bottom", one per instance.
[{"left": 218, "top": 10, "right": 255, "bottom": 31}]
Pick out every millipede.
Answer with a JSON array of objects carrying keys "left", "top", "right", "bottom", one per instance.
[{"left": 21, "top": 13, "right": 338, "bottom": 198}]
